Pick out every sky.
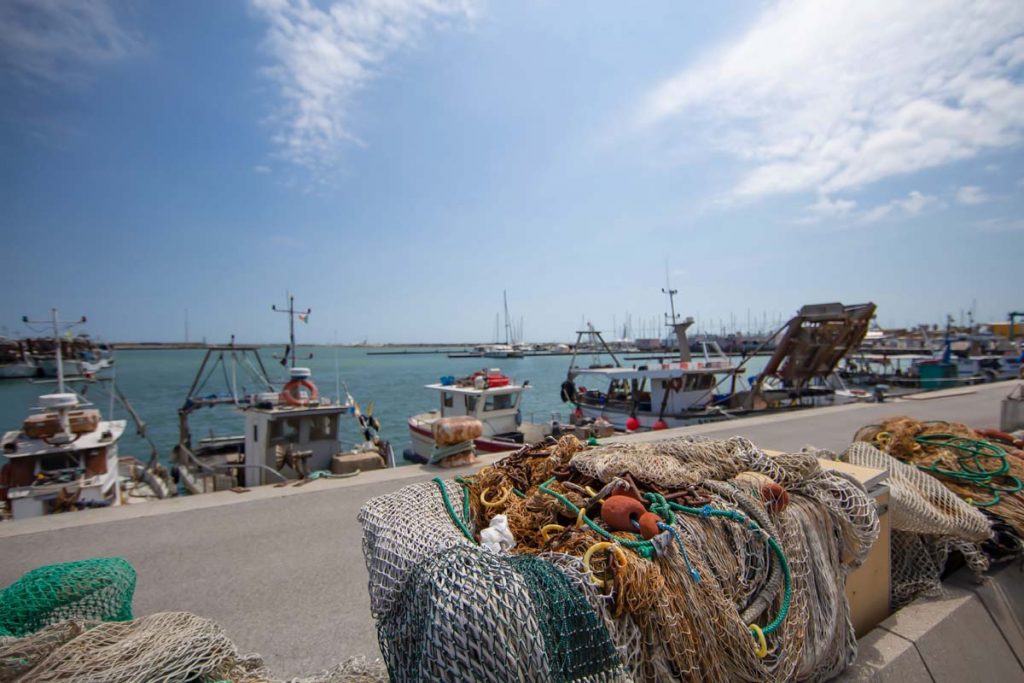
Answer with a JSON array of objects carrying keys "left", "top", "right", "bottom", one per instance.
[{"left": 0, "top": 0, "right": 1022, "bottom": 344}]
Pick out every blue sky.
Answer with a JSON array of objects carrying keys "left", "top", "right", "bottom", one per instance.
[{"left": 1, "top": 0, "right": 1022, "bottom": 343}]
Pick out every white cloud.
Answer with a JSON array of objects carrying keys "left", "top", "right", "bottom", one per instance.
[
  {"left": 253, "top": 164, "right": 273, "bottom": 174},
  {"left": 251, "top": 0, "right": 476, "bottom": 171},
  {"left": 955, "top": 185, "right": 990, "bottom": 205},
  {"left": 0, "top": 0, "right": 141, "bottom": 85},
  {"left": 808, "top": 195, "right": 857, "bottom": 218},
  {"left": 861, "top": 191, "right": 937, "bottom": 223},
  {"left": 637, "top": 0, "right": 1024, "bottom": 200}
]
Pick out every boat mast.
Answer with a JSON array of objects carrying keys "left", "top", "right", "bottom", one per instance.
[
  {"left": 22, "top": 308, "right": 86, "bottom": 394},
  {"left": 503, "top": 290, "right": 512, "bottom": 345},
  {"left": 272, "top": 292, "right": 310, "bottom": 368}
]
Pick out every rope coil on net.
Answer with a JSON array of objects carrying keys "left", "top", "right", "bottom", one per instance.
[{"left": 361, "top": 434, "right": 880, "bottom": 682}]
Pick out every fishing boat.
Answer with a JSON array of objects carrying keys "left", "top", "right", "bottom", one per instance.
[
  {"left": 172, "top": 296, "right": 391, "bottom": 492},
  {"left": 0, "top": 338, "right": 39, "bottom": 379},
  {"left": 0, "top": 310, "right": 162, "bottom": 519},
  {"left": 562, "top": 298, "right": 877, "bottom": 431},
  {"left": 406, "top": 368, "right": 553, "bottom": 460},
  {"left": 27, "top": 334, "right": 115, "bottom": 378}
]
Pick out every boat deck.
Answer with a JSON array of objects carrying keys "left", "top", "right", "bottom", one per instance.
[{"left": 0, "top": 381, "right": 1020, "bottom": 679}]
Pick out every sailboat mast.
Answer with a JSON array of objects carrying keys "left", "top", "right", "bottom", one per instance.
[
  {"left": 503, "top": 290, "right": 512, "bottom": 345},
  {"left": 52, "top": 309, "right": 64, "bottom": 393}
]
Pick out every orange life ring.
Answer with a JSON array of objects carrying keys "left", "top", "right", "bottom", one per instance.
[{"left": 280, "top": 379, "right": 319, "bottom": 407}]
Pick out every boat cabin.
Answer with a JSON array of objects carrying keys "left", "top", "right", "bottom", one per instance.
[
  {"left": 1, "top": 393, "right": 125, "bottom": 519},
  {"left": 571, "top": 361, "right": 727, "bottom": 417},
  {"left": 241, "top": 400, "right": 351, "bottom": 485},
  {"left": 426, "top": 370, "right": 526, "bottom": 438}
]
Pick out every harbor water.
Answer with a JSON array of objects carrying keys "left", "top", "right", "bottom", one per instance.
[{"left": 0, "top": 347, "right": 769, "bottom": 466}]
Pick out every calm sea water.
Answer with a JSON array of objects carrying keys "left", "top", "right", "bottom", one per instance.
[{"left": 0, "top": 347, "right": 768, "bottom": 466}]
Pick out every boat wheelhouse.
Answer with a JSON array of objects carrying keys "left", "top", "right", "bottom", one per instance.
[{"left": 407, "top": 369, "right": 551, "bottom": 459}]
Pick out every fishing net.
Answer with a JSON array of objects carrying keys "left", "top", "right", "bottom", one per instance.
[
  {"left": 0, "top": 560, "right": 387, "bottom": 683},
  {"left": 842, "top": 441, "right": 994, "bottom": 607},
  {"left": 0, "top": 611, "right": 388, "bottom": 683},
  {"left": 360, "top": 435, "right": 880, "bottom": 682},
  {"left": 850, "top": 416, "right": 1024, "bottom": 606},
  {"left": 854, "top": 417, "right": 1024, "bottom": 538},
  {"left": 0, "top": 558, "right": 135, "bottom": 638}
]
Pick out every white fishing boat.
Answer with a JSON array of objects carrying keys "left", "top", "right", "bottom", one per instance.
[
  {"left": 173, "top": 295, "right": 392, "bottom": 492},
  {"left": 0, "top": 338, "right": 39, "bottom": 378},
  {"left": 562, "top": 297, "right": 877, "bottom": 431},
  {"left": 406, "top": 368, "right": 552, "bottom": 460},
  {"left": 0, "top": 310, "right": 127, "bottom": 519}
]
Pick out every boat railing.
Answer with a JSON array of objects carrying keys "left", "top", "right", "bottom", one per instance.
[{"left": 176, "top": 443, "right": 288, "bottom": 484}]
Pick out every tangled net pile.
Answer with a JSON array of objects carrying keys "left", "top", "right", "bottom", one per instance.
[
  {"left": 0, "top": 559, "right": 386, "bottom": 683},
  {"left": 848, "top": 416, "right": 1024, "bottom": 606},
  {"left": 360, "top": 434, "right": 879, "bottom": 682}
]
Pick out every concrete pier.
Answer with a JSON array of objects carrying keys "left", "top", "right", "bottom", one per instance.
[{"left": 0, "top": 381, "right": 1020, "bottom": 679}]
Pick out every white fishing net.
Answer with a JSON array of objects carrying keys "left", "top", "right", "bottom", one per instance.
[
  {"left": 842, "top": 441, "right": 994, "bottom": 606},
  {"left": 0, "top": 611, "right": 388, "bottom": 683}
]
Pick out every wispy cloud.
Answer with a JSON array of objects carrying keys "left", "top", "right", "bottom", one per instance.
[
  {"left": 251, "top": 0, "right": 477, "bottom": 172},
  {"left": 807, "top": 195, "right": 857, "bottom": 218},
  {"left": 637, "top": 0, "right": 1024, "bottom": 200},
  {"left": 860, "top": 191, "right": 938, "bottom": 223},
  {"left": 253, "top": 164, "right": 273, "bottom": 174},
  {"left": 0, "top": 0, "right": 141, "bottom": 86},
  {"left": 955, "top": 185, "right": 990, "bottom": 205}
]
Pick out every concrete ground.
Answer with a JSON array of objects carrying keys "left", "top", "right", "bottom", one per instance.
[{"left": 0, "top": 381, "right": 1018, "bottom": 678}]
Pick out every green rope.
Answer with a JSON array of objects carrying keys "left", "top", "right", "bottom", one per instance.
[
  {"left": 913, "top": 434, "right": 1023, "bottom": 507},
  {"left": 432, "top": 477, "right": 476, "bottom": 544},
  {"left": 524, "top": 478, "right": 792, "bottom": 636},
  {"left": 538, "top": 478, "right": 655, "bottom": 558}
]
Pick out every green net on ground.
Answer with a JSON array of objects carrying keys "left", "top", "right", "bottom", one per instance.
[{"left": 0, "top": 558, "right": 136, "bottom": 637}]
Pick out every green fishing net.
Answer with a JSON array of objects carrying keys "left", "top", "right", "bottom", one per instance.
[{"left": 0, "top": 557, "right": 136, "bottom": 637}]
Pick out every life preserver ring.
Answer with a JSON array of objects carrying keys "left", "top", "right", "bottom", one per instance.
[
  {"left": 280, "top": 379, "right": 319, "bottom": 407},
  {"left": 560, "top": 379, "right": 577, "bottom": 403}
]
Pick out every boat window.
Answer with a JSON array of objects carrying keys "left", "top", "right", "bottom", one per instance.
[
  {"left": 465, "top": 395, "right": 478, "bottom": 412},
  {"left": 271, "top": 417, "right": 301, "bottom": 443},
  {"left": 310, "top": 414, "right": 337, "bottom": 440},
  {"left": 39, "top": 453, "right": 77, "bottom": 471},
  {"left": 484, "top": 393, "right": 513, "bottom": 412},
  {"left": 442, "top": 392, "right": 454, "bottom": 409}
]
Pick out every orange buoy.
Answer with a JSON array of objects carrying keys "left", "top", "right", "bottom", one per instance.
[
  {"left": 636, "top": 511, "right": 663, "bottom": 539},
  {"left": 653, "top": 419, "right": 668, "bottom": 430},
  {"left": 601, "top": 495, "right": 646, "bottom": 532},
  {"left": 761, "top": 482, "right": 789, "bottom": 513}
]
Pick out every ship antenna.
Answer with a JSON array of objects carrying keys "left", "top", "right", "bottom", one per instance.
[{"left": 272, "top": 292, "right": 311, "bottom": 368}]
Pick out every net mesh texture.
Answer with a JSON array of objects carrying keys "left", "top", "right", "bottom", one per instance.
[{"left": 360, "top": 435, "right": 881, "bottom": 683}]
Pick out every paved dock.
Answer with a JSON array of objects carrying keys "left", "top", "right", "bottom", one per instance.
[{"left": 0, "top": 381, "right": 1017, "bottom": 678}]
